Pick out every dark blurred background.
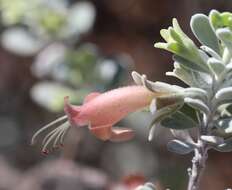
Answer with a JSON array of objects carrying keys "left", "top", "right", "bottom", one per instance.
[{"left": 0, "top": 0, "right": 232, "bottom": 189}]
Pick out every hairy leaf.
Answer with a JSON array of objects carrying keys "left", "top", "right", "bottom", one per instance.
[
  {"left": 191, "top": 14, "right": 220, "bottom": 54},
  {"left": 161, "top": 111, "right": 197, "bottom": 129}
]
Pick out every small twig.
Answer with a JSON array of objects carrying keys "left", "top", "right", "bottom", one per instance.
[{"left": 187, "top": 142, "right": 208, "bottom": 190}]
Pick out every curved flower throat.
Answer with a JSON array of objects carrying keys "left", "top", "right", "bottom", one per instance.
[{"left": 31, "top": 85, "right": 160, "bottom": 154}]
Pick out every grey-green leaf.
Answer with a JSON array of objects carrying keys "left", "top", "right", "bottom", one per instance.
[
  {"left": 216, "top": 28, "right": 232, "bottom": 51},
  {"left": 184, "top": 97, "right": 210, "bottom": 115},
  {"left": 183, "top": 87, "right": 208, "bottom": 101},
  {"left": 174, "top": 55, "right": 209, "bottom": 73},
  {"left": 213, "top": 118, "right": 232, "bottom": 138},
  {"left": 170, "top": 129, "right": 195, "bottom": 144},
  {"left": 201, "top": 45, "right": 221, "bottom": 60},
  {"left": 150, "top": 103, "right": 183, "bottom": 127},
  {"left": 200, "top": 135, "right": 224, "bottom": 145},
  {"left": 131, "top": 71, "right": 143, "bottom": 85},
  {"left": 208, "top": 58, "right": 225, "bottom": 76},
  {"left": 191, "top": 14, "right": 220, "bottom": 55},
  {"left": 161, "top": 111, "right": 197, "bottom": 129},
  {"left": 168, "top": 63, "right": 212, "bottom": 89},
  {"left": 215, "top": 87, "right": 232, "bottom": 101},
  {"left": 167, "top": 139, "right": 194, "bottom": 155},
  {"left": 214, "top": 137, "right": 232, "bottom": 152}
]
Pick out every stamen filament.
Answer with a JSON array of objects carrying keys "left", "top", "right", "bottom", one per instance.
[
  {"left": 42, "top": 127, "right": 60, "bottom": 145},
  {"left": 53, "top": 127, "right": 66, "bottom": 148},
  {"left": 31, "top": 115, "right": 67, "bottom": 145},
  {"left": 42, "top": 128, "right": 63, "bottom": 153},
  {"left": 60, "top": 122, "right": 70, "bottom": 144},
  {"left": 41, "top": 121, "right": 70, "bottom": 153}
]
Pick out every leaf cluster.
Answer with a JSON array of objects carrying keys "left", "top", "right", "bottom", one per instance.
[{"left": 134, "top": 10, "right": 232, "bottom": 154}]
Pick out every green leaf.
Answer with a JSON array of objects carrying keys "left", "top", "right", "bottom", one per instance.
[
  {"left": 172, "top": 18, "right": 189, "bottom": 39},
  {"left": 161, "top": 111, "right": 197, "bottom": 129},
  {"left": 167, "top": 139, "right": 194, "bottom": 155},
  {"left": 155, "top": 18, "right": 206, "bottom": 67},
  {"left": 210, "top": 10, "right": 232, "bottom": 31},
  {"left": 169, "top": 27, "right": 183, "bottom": 44},
  {"left": 191, "top": 14, "right": 220, "bottom": 55},
  {"left": 154, "top": 42, "right": 167, "bottom": 49},
  {"left": 221, "top": 12, "right": 232, "bottom": 30},
  {"left": 209, "top": 10, "right": 223, "bottom": 30},
  {"left": 160, "top": 29, "right": 171, "bottom": 41}
]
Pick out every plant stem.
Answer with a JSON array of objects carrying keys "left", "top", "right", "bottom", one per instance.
[
  {"left": 187, "top": 87, "right": 214, "bottom": 190},
  {"left": 187, "top": 142, "right": 208, "bottom": 190}
]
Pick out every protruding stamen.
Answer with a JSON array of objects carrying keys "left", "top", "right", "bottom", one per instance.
[
  {"left": 31, "top": 115, "right": 68, "bottom": 145},
  {"left": 60, "top": 125, "right": 69, "bottom": 144},
  {"left": 41, "top": 121, "right": 70, "bottom": 154},
  {"left": 42, "top": 127, "right": 60, "bottom": 145},
  {"left": 53, "top": 126, "right": 67, "bottom": 148}
]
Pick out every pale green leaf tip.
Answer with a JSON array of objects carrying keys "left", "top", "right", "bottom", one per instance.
[{"left": 154, "top": 42, "right": 167, "bottom": 49}]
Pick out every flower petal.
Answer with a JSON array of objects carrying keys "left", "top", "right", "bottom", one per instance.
[
  {"left": 64, "top": 96, "right": 81, "bottom": 126},
  {"left": 84, "top": 92, "right": 101, "bottom": 104},
  {"left": 89, "top": 124, "right": 112, "bottom": 140}
]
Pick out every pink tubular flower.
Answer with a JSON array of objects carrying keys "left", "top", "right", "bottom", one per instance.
[{"left": 31, "top": 85, "right": 162, "bottom": 154}]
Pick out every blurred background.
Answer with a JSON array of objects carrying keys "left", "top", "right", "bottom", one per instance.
[{"left": 0, "top": 0, "right": 232, "bottom": 189}]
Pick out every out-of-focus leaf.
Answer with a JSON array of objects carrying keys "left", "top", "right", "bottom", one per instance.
[
  {"left": 96, "top": 58, "right": 118, "bottom": 81},
  {"left": 65, "top": 1, "right": 96, "bottom": 36},
  {"left": 167, "top": 139, "right": 194, "bottom": 155},
  {"left": 31, "top": 43, "right": 66, "bottom": 77},
  {"left": 30, "top": 82, "right": 88, "bottom": 112},
  {"left": 1, "top": 28, "right": 44, "bottom": 56}
]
